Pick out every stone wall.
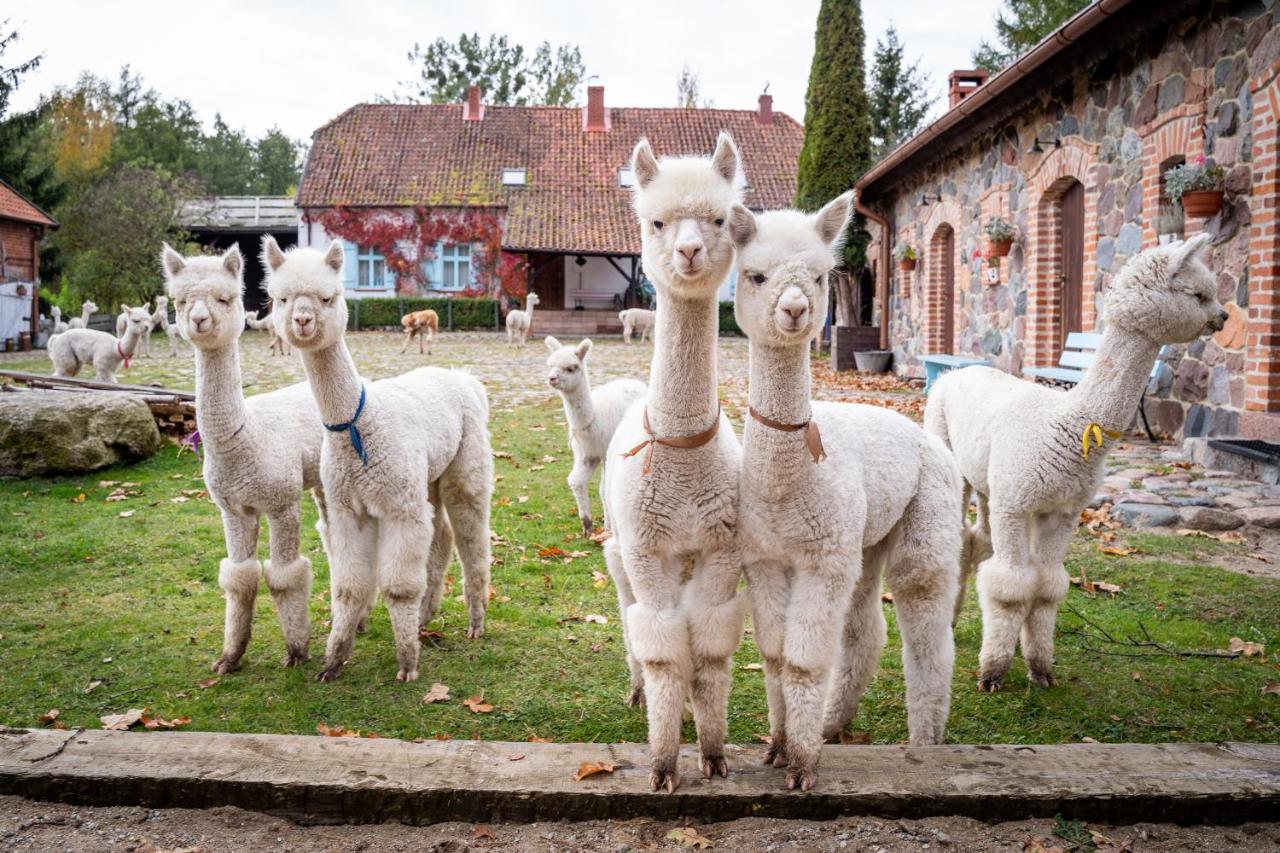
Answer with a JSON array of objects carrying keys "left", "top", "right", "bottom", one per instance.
[{"left": 867, "top": 2, "right": 1280, "bottom": 439}]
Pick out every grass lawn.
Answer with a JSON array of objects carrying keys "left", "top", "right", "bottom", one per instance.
[{"left": 0, "top": 332, "right": 1277, "bottom": 745}]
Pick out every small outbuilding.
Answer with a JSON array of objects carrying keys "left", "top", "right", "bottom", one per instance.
[{"left": 0, "top": 178, "right": 56, "bottom": 346}]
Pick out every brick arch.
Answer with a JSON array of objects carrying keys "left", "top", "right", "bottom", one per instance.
[
  {"left": 1246, "top": 62, "right": 1280, "bottom": 415},
  {"left": 921, "top": 198, "right": 963, "bottom": 239},
  {"left": 1139, "top": 112, "right": 1206, "bottom": 247},
  {"left": 924, "top": 222, "right": 958, "bottom": 353}
]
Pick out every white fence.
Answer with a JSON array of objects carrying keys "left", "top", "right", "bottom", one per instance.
[{"left": 0, "top": 282, "right": 34, "bottom": 346}]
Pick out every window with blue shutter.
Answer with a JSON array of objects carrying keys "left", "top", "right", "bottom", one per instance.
[
  {"left": 428, "top": 242, "right": 476, "bottom": 291},
  {"left": 341, "top": 241, "right": 358, "bottom": 291},
  {"left": 354, "top": 245, "right": 390, "bottom": 290}
]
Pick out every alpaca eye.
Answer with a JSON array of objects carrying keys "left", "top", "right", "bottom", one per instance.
[
  {"left": 751, "top": 273, "right": 766, "bottom": 285},
  {"left": 280, "top": 298, "right": 288, "bottom": 305},
  {"left": 653, "top": 221, "right": 664, "bottom": 231},
  {"left": 218, "top": 298, "right": 229, "bottom": 305},
  {"left": 714, "top": 218, "right": 725, "bottom": 227},
  {"left": 815, "top": 276, "right": 823, "bottom": 285},
  {"left": 567, "top": 365, "right": 577, "bottom": 372},
  {"left": 322, "top": 297, "right": 333, "bottom": 305}
]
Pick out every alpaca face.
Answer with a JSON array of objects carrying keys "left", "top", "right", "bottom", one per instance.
[
  {"left": 123, "top": 305, "right": 152, "bottom": 337},
  {"left": 51, "top": 307, "right": 61, "bottom": 319},
  {"left": 526, "top": 293, "right": 540, "bottom": 309},
  {"left": 261, "top": 237, "right": 347, "bottom": 352},
  {"left": 544, "top": 336, "right": 592, "bottom": 394},
  {"left": 162, "top": 244, "right": 246, "bottom": 349},
  {"left": 731, "top": 192, "right": 853, "bottom": 346},
  {"left": 83, "top": 301, "right": 98, "bottom": 315},
  {"left": 631, "top": 132, "right": 744, "bottom": 298},
  {"left": 1103, "top": 233, "right": 1229, "bottom": 344}
]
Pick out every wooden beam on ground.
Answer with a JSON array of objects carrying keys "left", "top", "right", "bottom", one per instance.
[
  {"left": 1, "top": 729, "right": 1277, "bottom": 825},
  {"left": 0, "top": 370, "right": 195, "bottom": 401}
]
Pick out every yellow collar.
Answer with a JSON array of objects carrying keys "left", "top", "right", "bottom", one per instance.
[{"left": 1082, "top": 423, "right": 1125, "bottom": 460}]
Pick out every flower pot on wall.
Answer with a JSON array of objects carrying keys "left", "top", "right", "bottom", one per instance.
[
  {"left": 1181, "top": 190, "right": 1223, "bottom": 218},
  {"left": 899, "top": 258, "right": 917, "bottom": 272},
  {"left": 986, "top": 238, "right": 1013, "bottom": 258}
]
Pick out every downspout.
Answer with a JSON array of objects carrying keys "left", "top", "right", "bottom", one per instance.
[{"left": 855, "top": 194, "right": 892, "bottom": 351}]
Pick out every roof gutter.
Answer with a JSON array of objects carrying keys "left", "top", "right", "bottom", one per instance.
[
  {"left": 854, "top": 192, "right": 892, "bottom": 350},
  {"left": 855, "top": 0, "right": 1134, "bottom": 196}
]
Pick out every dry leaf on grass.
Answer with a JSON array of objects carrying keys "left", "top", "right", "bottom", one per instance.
[
  {"left": 197, "top": 677, "right": 219, "bottom": 689},
  {"left": 72, "top": 493, "right": 86, "bottom": 503},
  {"left": 492, "top": 450, "right": 513, "bottom": 459},
  {"left": 588, "top": 528, "right": 612, "bottom": 543},
  {"left": 1023, "top": 839, "right": 1065, "bottom": 853},
  {"left": 592, "top": 571, "right": 609, "bottom": 589},
  {"left": 881, "top": 591, "right": 894, "bottom": 603},
  {"left": 83, "top": 680, "right": 103, "bottom": 693},
  {"left": 838, "top": 730, "right": 872, "bottom": 745},
  {"left": 141, "top": 713, "right": 191, "bottom": 730},
  {"left": 39, "top": 709, "right": 59, "bottom": 724},
  {"left": 1262, "top": 682, "right": 1280, "bottom": 696},
  {"left": 463, "top": 695, "right": 494, "bottom": 713},
  {"left": 117, "top": 510, "right": 135, "bottom": 518},
  {"left": 1248, "top": 552, "right": 1274, "bottom": 563},
  {"left": 471, "top": 825, "right": 497, "bottom": 840},
  {"left": 101, "top": 708, "right": 144, "bottom": 730},
  {"left": 583, "top": 614, "right": 608, "bottom": 625},
  {"left": 1099, "top": 545, "right": 1138, "bottom": 557},
  {"left": 1177, "top": 528, "right": 1245, "bottom": 543},
  {"left": 1227, "top": 637, "right": 1265, "bottom": 657},
  {"left": 666, "top": 827, "right": 714, "bottom": 848},
  {"left": 574, "top": 760, "right": 616, "bottom": 781},
  {"left": 422, "top": 683, "right": 451, "bottom": 704},
  {"left": 538, "top": 545, "right": 567, "bottom": 558},
  {"left": 740, "top": 662, "right": 764, "bottom": 671},
  {"left": 316, "top": 722, "right": 360, "bottom": 737}
]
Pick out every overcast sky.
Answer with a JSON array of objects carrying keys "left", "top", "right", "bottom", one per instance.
[{"left": 8, "top": 0, "right": 1003, "bottom": 141}]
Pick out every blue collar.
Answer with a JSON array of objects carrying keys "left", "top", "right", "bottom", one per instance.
[{"left": 324, "top": 384, "right": 369, "bottom": 467}]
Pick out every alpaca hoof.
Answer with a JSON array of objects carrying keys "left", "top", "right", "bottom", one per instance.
[
  {"left": 466, "top": 623, "right": 485, "bottom": 640},
  {"left": 317, "top": 663, "right": 344, "bottom": 683},
  {"left": 786, "top": 767, "right": 814, "bottom": 792},
  {"left": 580, "top": 516, "right": 593, "bottom": 537},
  {"left": 764, "top": 741, "right": 788, "bottom": 768},
  {"left": 978, "top": 673, "right": 1004, "bottom": 692},
  {"left": 701, "top": 755, "right": 729, "bottom": 780},
  {"left": 1028, "top": 668, "right": 1057, "bottom": 688},
  {"left": 396, "top": 668, "right": 419, "bottom": 683},
  {"left": 211, "top": 656, "right": 242, "bottom": 675},
  {"left": 649, "top": 765, "right": 680, "bottom": 793},
  {"left": 282, "top": 649, "right": 309, "bottom": 668},
  {"left": 626, "top": 684, "right": 646, "bottom": 708}
]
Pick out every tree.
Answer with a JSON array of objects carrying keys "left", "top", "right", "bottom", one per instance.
[
  {"left": 868, "top": 26, "right": 932, "bottom": 158},
  {"left": 676, "top": 64, "right": 713, "bottom": 108},
  {"left": 198, "top": 114, "right": 256, "bottom": 195},
  {"left": 0, "top": 18, "right": 41, "bottom": 120},
  {"left": 796, "top": 0, "right": 873, "bottom": 323},
  {"left": 254, "top": 127, "right": 302, "bottom": 195},
  {"left": 45, "top": 74, "right": 116, "bottom": 186},
  {"left": 395, "top": 33, "right": 587, "bottom": 105},
  {"left": 112, "top": 64, "right": 148, "bottom": 128},
  {"left": 112, "top": 94, "right": 202, "bottom": 174},
  {"left": 972, "top": 0, "right": 1089, "bottom": 72}
]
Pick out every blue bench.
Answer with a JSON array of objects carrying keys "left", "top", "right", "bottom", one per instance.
[
  {"left": 921, "top": 354, "right": 991, "bottom": 393},
  {"left": 1024, "top": 331, "right": 1167, "bottom": 441}
]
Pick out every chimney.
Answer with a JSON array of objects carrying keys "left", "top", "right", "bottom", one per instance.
[
  {"left": 584, "top": 85, "right": 609, "bottom": 132},
  {"left": 464, "top": 84, "right": 484, "bottom": 121},
  {"left": 757, "top": 93, "right": 773, "bottom": 125},
  {"left": 948, "top": 70, "right": 989, "bottom": 109}
]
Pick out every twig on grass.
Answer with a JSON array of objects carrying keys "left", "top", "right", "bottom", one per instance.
[{"left": 1061, "top": 605, "right": 1243, "bottom": 660}]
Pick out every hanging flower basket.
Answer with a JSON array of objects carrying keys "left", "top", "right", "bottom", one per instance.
[
  {"left": 899, "top": 258, "right": 917, "bottom": 272},
  {"left": 14, "top": 284, "right": 27, "bottom": 297},
  {"left": 985, "top": 238, "right": 1013, "bottom": 258},
  {"left": 1181, "top": 190, "right": 1224, "bottom": 218}
]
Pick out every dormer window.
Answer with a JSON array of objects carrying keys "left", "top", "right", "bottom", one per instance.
[
  {"left": 618, "top": 167, "right": 635, "bottom": 188},
  {"left": 502, "top": 168, "right": 527, "bottom": 186}
]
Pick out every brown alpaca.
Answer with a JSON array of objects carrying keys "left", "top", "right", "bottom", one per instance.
[{"left": 400, "top": 309, "right": 439, "bottom": 354}]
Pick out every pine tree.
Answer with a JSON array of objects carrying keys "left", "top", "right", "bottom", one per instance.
[
  {"left": 973, "top": 0, "right": 1089, "bottom": 72},
  {"left": 868, "top": 26, "right": 932, "bottom": 158}
]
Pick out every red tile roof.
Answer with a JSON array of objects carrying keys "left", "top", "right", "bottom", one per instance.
[
  {"left": 298, "top": 103, "right": 803, "bottom": 255},
  {"left": 0, "top": 179, "right": 55, "bottom": 227}
]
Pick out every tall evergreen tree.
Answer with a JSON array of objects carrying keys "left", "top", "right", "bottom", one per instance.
[
  {"left": 254, "top": 127, "right": 302, "bottom": 195},
  {"left": 0, "top": 18, "right": 41, "bottom": 120},
  {"left": 395, "top": 33, "right": 587, "bottom": 106},
  {"left": 973, "top": 0, "right": 1089, "bottom": 72},
  {"left": 796, "top": 0, "right": 872, "bottom": 273},
  {"left": 868, "top": 26, "right": 932, "bottom": 158}
]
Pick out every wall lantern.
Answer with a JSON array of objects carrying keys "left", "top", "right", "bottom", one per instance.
[
  {"left": 1026, "top": 136, "right": 1062, "bottom": 154},
  {"left": 918, "top": 193, "right": 942, "bottom": 207}
]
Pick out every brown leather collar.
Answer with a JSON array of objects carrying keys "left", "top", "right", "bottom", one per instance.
[
  {"left": 621, "top": 406, "right": 720, "bottom": 475},
  {"left": 748, "top": 406, "right": 827, "bottom": 464}
]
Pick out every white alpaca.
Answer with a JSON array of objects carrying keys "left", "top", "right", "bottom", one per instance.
[
  {"left": 68, "top": 300, "right": 98, "bottom": 330},
  {"left": 601, "top": 134, "right": 747, "bottom": 793},
  {"left": 117, "top": 300, "right": 153, "bottom": 358},
  {"left": 263, "top": 235, "right": 494, "bottom": 683},
  {"left": 619, "top": 308, "right": 655, "bottom": 344},
  {"left": 732, "top": 195, "right": 961, "bottom": 791},
  {"left": 924, "top": 233, "right": 1227, "bottom": 692},
  {"left": 49, "top": 306, "right": 150, "bottom": 383},
  {"left": 49, "top": 307, "right": 68, "bottom": 335},
  {"left": 161, "top": 244, "right": 325, "bottom": 673},
  {"left": 505, "top": 292, "right": 539, "bottom": 346},
  {"left": 544, "top": 335, "right": 646, "bottom": 536},
  {"left": 246, "top": 302, "right": 290, "bottom": 357},
  {"left": 151, "top": 295, "right": 185, "bottom": 357}
]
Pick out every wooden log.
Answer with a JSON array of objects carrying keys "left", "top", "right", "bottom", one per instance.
[
  {"left": 0, "top": 729, "right": 1277, "bottom": 826},
  {"left": 0, "top": 370, "right": 194, "bottom": 401}
]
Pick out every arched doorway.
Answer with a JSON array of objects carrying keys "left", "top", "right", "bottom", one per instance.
[
  {"left": 1059, "top": 179, "right": 1084, "bottom": 349},
  {"left": 928, "top": 224, "right": 956, "bottom": 353}
]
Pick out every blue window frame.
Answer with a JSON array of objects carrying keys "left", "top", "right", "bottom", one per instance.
[
  {"left": 427, "top": 242, "right": 476, "bottom": 291},
  {"left": 356, "top": 245, "right": 389, "bottom": 290}
]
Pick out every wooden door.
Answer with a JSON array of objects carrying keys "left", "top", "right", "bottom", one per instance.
[
  {"left": 529, "top": 253, "right": 565, "bottom": 309},
  {"left": 1061, "top": 181, "right": 1084, "bottom": 347},
  {"left": 942, "top": 228, "right": 955, "bottom": 354}
]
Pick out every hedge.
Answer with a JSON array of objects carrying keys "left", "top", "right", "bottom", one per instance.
[
  {"left": 718, "top": 301, "right": 741, "bottom": 335},
  {"left": 347, "top": 297, "right": 501, "bottom": 331}
]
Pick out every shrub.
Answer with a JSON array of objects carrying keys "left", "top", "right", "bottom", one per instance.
[
  {"left": 346, "top": 297, "right": 500, "bottom": 331},
  {"left": 894, "top": 243, "right": 917, "bottom": 261},
  {"left": 984, "top": 217, "right": 1016, "bottom": 242},
  {"left": 719, "top": 301, "right": 740, "bottom": 335},
  {"left": 1163, "top": 156, "right": 1225, "bottom": 202}
]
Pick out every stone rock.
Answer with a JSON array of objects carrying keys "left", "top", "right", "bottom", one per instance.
[
  {"left": 1112, "top": 490, "right": 1168, "bottom": 505},
  {"left": 1117, "top": 223, "right": 1143, "bottom": 257},
  {"left": 1187, "top": 337, "right": 1206, "bottom": 359},
  {"left": 1096, "top": 237, "right": 1116, "bottom": 271},
  {"left": 1124, "top": 182, "right": 1143, "bottom": 221},
  {"left": 1208, "top": 364, "right": 1230, "bottom": 405},
  {"left": 1111, "top": 502, "right": 1178, "bottom": 527},
  {"left": 1134, "top": 85, "right": 1158, "bottom": 126},
  {"left": 1215, "top": 494, "right": 1255, "bottom": 510},
  {"left": 1217, "top": 101, "right": 1240, "bottom": 136},
  {"left": 1238, "top": 505, "right": 1280, "bottom": 528},
  {"left": 0, "top": 391, "right": 162, "bottom": 478},
  {"left": 1176, "top": 506, "right": 1244, "bottom": 531},
  {"left": 1157, "top": 75, "right": 1186, "bottom": 112},
  {"left": 1184, "top": 404, "right": 1210, "bottom": 437},
  {"left": 1165, "top": 494, "right": 1217, "bottom": 507},
  {"left": 1214, "top": 303, "right": 1246, "bottom": 349},
  {"left": 1203, "top": 469, "right": 1239, "bottom": 478},
  {"left": 1142, "top": 474, "right": 1191, "bottom": 491},
  {"left": 1173, "top": 359, "right": 1211, "bottom": 402},
  {"left": 1120, "top": 129, "right": 1142, "bottom": 162}
]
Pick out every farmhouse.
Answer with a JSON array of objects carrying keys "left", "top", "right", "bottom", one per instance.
[
  {"left": 854, "top": 0, "right": 1280, "bottom": 440},
  {"left": 0, "top": 178, "right": 56, "bottom": 344},
  {"left": 295, "top": 86, "right": 803, "bottom": 333}
]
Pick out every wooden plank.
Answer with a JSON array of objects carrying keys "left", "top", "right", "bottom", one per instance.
[
  {"left": 1, "top": 729, "right": 1277, "bottom": 825},
  {"left": 0, "top": 370, "right": 195, "bottom": 401}
]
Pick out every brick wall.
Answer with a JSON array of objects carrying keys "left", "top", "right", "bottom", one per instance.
[{"left": 0, "top": 220, "right": 39, "bottom": 283}]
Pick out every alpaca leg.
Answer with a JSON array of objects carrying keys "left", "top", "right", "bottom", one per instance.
[
  {"left": 955, "top": 487, "right": 991, "bottom": 625},
  {"left": 685, "top": 549, "right": 746, "bottom": 781},
  {"left": 568, "top": 457, "right": 595, "bottom": 536},
  {"left": 820, "top": 561, "right": 887, "bottom": 742},
  {"left": 400, "top": 330, "right": 413, "bottom": 354},
  {"left": 264, "top": 503, "right": 313, "bottom": 667},
  {"left": 318, "top": 509, "right": 378, "bottom": 683},
  {"left": 1020, "top": 512, "right": 1074, "bottom": 687},
  {"left": 377, "top": 514, "right": 432, "bottom": 682},
  {"left": 975, "top": 509, "right": 1034, "bottom": 692},
  {"left": 441, "top": 432, "right": 493, "bottom": 639},
  {"left": 889, "top": 561, "right": 958, "bottom": 743},
  {"left": 744, "top": 559, "right": 792, "bottom": 767},
  {"left": 426, "top": 325, "right": 434, "bottom": 355},
  {"left": 420, "top": 484, "right": 453, "bottom": 627},
  {"left": 213, "top": 508, "right": 261, "bottom": 674},
  {"left": 604, "top": 536, "right": 644, "bottom": 706}
]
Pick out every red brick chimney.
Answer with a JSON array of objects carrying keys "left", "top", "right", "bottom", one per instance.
[
  {"left": 948, "top": 70, "right": 989, "bottom": 108},
  {"left": 757, "top": 93, "right": 773, "bottom": 125},
  {"left": 463, "top": 84, "right": 484, "bottom": 121},
  {"left": 584, "top": 85, "right": 609, "bottom": 132}
]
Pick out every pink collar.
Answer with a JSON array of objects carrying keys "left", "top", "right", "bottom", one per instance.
[{"left": 116, "top": 339, "right": 130, "bottom": 370}]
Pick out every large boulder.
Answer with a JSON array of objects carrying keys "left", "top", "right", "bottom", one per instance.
[{"left": 0, "top": 390, "right": 162, "bottom": 478}]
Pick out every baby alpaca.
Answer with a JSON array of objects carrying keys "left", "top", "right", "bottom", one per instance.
[
  {"left": 505, "top": 292, "right": 539, "bottom": 346},
  {"left": 602, "top": 133, "right": 747, "bottom": 792},
  {"left": 49, "top": 307, "right": 68, "bottom": 335},
  {"left": 400, "top": 309, "right": 439, "bottom": 354},
  {"left": 733, "top": 194, "right": 961, "bottom": 791},
  {"left": 151, "top": 295, "right": 185, "bottom": 357},
  {"left": 925, "top": 234, "right": 1227, "bottom": 692},
  {"left": 117, "top": 301, "right": 153, "bottom": 357},
  {"left": 264, "top": 235, "right": 494, "bottom": 684},
  {"left": 68, "top": 300, "right": 97, "bottom": 329},
  {"left": 49, "top": 306, "right": 150, "bottom": 383},
  {"left": 246, "top": 303, "right": 290, "bottom": 357},
  {"left": 619, "top": 308, "right": 655, "bottom": 344},
  {"left": 544, "top": 335, "right": 646, "bottom": 536},
  {"left": 161, "top": 243, "right": 325, "bottom": 673}
]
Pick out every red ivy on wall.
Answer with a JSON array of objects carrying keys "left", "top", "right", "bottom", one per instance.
[{"left": 314, "top": 207, "right": 527, "bottom": 299}]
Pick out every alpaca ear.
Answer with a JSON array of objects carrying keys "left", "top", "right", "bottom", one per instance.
[
  {"left": 711, "top": 132, "right": 740, "bottom": 184},
  {"left": 261, "top": 235, "right": 286, "bottom": 271},
  {"left": 1169, "top": 232, "right": 1211, "bottom": 277},
  {"left": 120, "top": 304, "right": 131, "bottom": 313},
  {"left": 323, "top": 240, "right": 345, "bottom": 273},
  {"left": 728, "top": 203, "right": 757, "bottom": 248},
  {"left": 576, "top": 338, "right": 593, "bottom": 361},
  {"left": 544, "top": 335, "right": 562, "bottom": 352},
  {"left": 222, "top": 245, "right": 244, "bottom": 279},
  {"left": 632, "top": 138, "right": 659, "bottom": 188},
  {"left": 160, "top": 243, "right": 185, "bottom": 278},
  {"left": 813, "top": 190, "right": 855, "bottom": 249}
]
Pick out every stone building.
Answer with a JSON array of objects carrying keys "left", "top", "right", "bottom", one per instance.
[{"left": 854, "top": 0, "right": 1280, "bottom": 440}]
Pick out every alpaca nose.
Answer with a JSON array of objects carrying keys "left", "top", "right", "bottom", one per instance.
[
  {"left": 678, "top": 244, "right": 702, "bottom": 263},
  {"left": 548, "top": 374, "right": 558, "bottom": 386},
  {"left": 1219, "top": 309, "right": 1229, "bottom": 323},
  {"left": 294, "top": 315, "right": 313, "bottom": 333}
]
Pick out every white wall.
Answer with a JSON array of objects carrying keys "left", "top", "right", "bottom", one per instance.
[{"left": 561, "top": 256, "right": 632, "bottom": 309}]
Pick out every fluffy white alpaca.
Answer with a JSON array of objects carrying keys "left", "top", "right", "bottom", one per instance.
[
  {"left": 505, "top": 292, "right": 539, "bottom": 346},
  {"left": 544, "top": 335, "right": 646, "bottom": 536},
  {"left": 732, "top": 194, "right": 961, "bottom": 791},
  {"left": 246, "top": 303, "right": 290, "bottom": 357},
  {"left": 151, "top": 295, "right": 185, "bottom": 357},
  {"left": 117, "top": 301, "right": 153, "bottom": 358},
  {"left": 161, "top": 244, "right": 325, "bottom": 673},
  {"left": 263, "top": 235, "right": 494, "bottom": 683},
  {"left": 49, "top": 307, "right": 68, "bottom": 335},
  {"left": 601, "top": 133, "right": 747, "bottom": 792},
  {"left": 67, "top": 300, "right": 97, "bottom": 330},
  {"left": 924, "top": 233, "right": 1228, "bottom": 692},
  {"left": 49, "top": 306, "right": 150, "bottom": 383},
  {"left": 618, "top": 308, "right": 655, "bottom": 344}
]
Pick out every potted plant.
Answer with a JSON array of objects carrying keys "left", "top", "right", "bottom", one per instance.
[
  {"left": 1164, "top": 155, "right": 1225, "bottom": 218},
  {"left": 984, "top": 217, "right": 1017, "bottom": 257},
  {"left": 896, "top": 244, "right": 918, "bottom": 271}
]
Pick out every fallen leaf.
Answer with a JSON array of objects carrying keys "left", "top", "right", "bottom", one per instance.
[
  {"left": 838, "top": 730, "right": 872, "bottom": 745},
  {"left": 1131, "top": 671, "right": 1142, "bottom": 681},
  {"left": 100, "top": 708, "right": 144, "bottom": 730},
  {"left": 583, "top": 614, "right": 608, "bottom": 625},
  {"left": 422, "top": 682, "right": 451, "bottom": 704},
  {"left": 1262, "top": 682, "right": 1280, "bottom": 696},
  {"left": 591, "top": 571, "right": 609, "bottom": 589},
  {"left": 492, "top": 450, "right": 512, "bottom": 459},
  {"left": 1227, "top": 637, "right": 1265, "bottom": 657},
  {"left": 1094, "top": 581, "right": 1123, "bottom": 595},
  {"left": 540, "top": 455, "right": 557, "bottom": 463},
  {"left": 463, "top": 695, "right": 494, "bottom": 713},
  {"left": 538, "top": 545, "right": 567, "bottom": 558},
  {"left": 517, "top": 495, "right": 529, "bottom": 503},
  {"left": 740, "top": 662, "right": 764, "bottom": 671},
  {"left": 588, "top": 528, "right": 612, "bottom": 543},
  {"left": 141, "top": 713, "right": 191, "bottom": 730},
  {"left": 472, "top": 825, "right": 497, "bottom": 840},
  {"left": 507, "top": 753, "right": 525, "bottom": 761},
  {"left": 1022, "top": 840, "right": 1065, "bottom": 853},
  {"left": 170, "top": 496, "right": 189, "bottom": 504},
  {"left": 98, "top": 480, "right": 119, "bottom": 488},
  {"left": 39, "top": 709, "right": 59, "bottom": 724},
  {"left": 666, "top": 827, "right": 714, "bottom": 849},
  {"left": 527, "top": 424, "right": 546, "bottom": 432},
  {"left": 529, "top": 465, "right": 545, "bottom": 472},
  {"left": 1248, "top": 552, "right": 1274, "bottom": 563},
  {"left": 1099, "top": 545, "right": 1138, "bottom": 557},
  {"left": 881, "top": 591, "right": 894, "bottom": 603},
  {"left": 574, "top": 760, "right": 616, "bottom": 781},
  {"left": 1081, "top": 736, "right": 1098, "bottom": 743},
  {"left": 316, "top": 722, "right": 360, "bottom": 737},
  {"left": 84, "top": 680, "right": 103, "bottom": 693},
  {"left": 72, "top": 493, "right": 86, "bottom": 503},
  {"left": 754, "top": 733, "right": 773, "bottom": 744},
  {"left": 117, "top": 510, "right": 135, "bottom": 518},
  {"left": 196, "top": 677, "right": 219, "bottom": 690}
]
